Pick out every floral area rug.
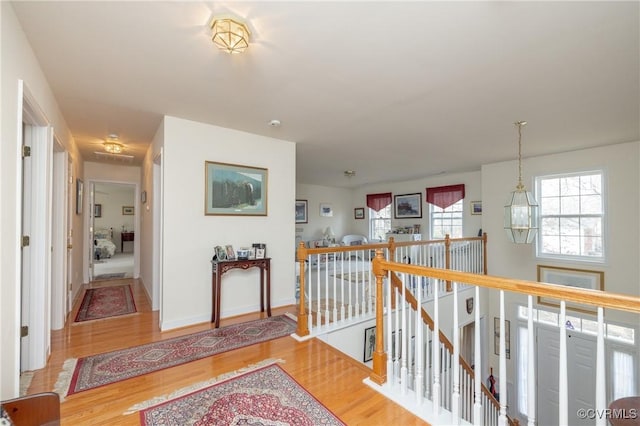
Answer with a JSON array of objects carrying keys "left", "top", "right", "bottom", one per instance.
[
  {"left": 74, "top": 284, "right": 136, "bottom": 322},
  {"left": 134, "top": 362, "right": 345, "bottom": 426},
  {"left": 55, "top": 315, "right": 297, "bottom": 399}
]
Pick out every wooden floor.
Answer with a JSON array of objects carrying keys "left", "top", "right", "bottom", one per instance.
[{"left": 26, "top": 278, "right": 428, "bottom": 425}]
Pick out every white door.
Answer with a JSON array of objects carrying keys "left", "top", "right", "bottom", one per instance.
[{"left": 537, "top": 326, "right": 597, "bottom": 426}]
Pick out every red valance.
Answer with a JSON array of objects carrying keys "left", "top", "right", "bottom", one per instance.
[
  {"left": 426, "top": 184, "right": 465, "bottom": 209},
  {"left": 366, "top": 192, "right": 392, "bottom": 212}
]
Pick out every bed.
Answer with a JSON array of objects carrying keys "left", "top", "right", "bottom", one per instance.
[{"left": 94, "top": 228, "right": 116, "bottom": 260}]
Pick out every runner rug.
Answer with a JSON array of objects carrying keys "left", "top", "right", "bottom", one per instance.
[
  {"left": 74, "top": 284, "right": 136, "bottom": 322},
  {"left": 127, "top": 361, "right": 345, "bottom": 425},
  {"left": 55, "top": 315, "right": 296, "bottom": 399}
]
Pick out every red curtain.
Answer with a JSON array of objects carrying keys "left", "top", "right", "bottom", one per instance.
[
  {"left": 426, "top": 184, "right": 465, "bottom": 209},
  {"left": 366, "top": 192, "right": 392, "bottom": 212}
]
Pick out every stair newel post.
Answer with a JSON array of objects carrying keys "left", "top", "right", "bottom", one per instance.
[
  {"left": 415, "top": 264, "right": 424, "bottom": 405},
  {"left": 432, "top": 258, "right": 441, "bottom": 417},
  {"left": 371, "top": 249, "right": 387, "bottom": 385},
  {"left": 527, "top": 295, "right": 536, "bottom": 426},
  {"left": 452, "top": 281, "right": 461, "bottom": 424},
  {"left": 296, "top": 242, "right": 309, "bottom": 337},
  {"left": 558, "top": 301, "right": 568, "bottom": 426},
  {"left": 595, "top": 306, "right": 606, "bottom": 426},
  {"left": 445, "top": 234, "right": 452, "bottom": 291}
]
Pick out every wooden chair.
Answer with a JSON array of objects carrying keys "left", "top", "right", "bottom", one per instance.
[{"left": 1, "top": 392, "right": 60, "bottom": 426}]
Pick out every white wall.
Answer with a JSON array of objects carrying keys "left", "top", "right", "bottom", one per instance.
[
  {"left": 351, "top": 171, "right": 483, "bottom": 240},
  {"left": 482, "top": 141, "right": 640, "bottom": 409},
  {"left": 295, "top": 183, "right": 354, "bottom": 243},
  {"left": 0, "top": 3, "right": 83, "bottom": 398},
  {"left": 160, "top": 116, "right": 296, "bottom": 330}
]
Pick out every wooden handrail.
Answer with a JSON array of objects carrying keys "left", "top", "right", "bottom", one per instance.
[{"left": 374, "top": 258, "right": 640, "bottom": 314}]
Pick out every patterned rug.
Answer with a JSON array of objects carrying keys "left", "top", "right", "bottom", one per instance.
[
  {"left": 55, "top": 315, "right": 297, "bottom": 398},
  {"left": 136, "top": 363, "right": 345, "bottom": 425},
  {"left": 74, "top": 285, "right": 136, "bottom": 322}
]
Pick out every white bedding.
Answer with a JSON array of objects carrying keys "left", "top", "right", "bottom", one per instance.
[{"left": 94, "top": 228, "right": 116, "bottom": 259}]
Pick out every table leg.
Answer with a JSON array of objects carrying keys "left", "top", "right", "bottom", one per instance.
[
  {"left": 211, "top": 272, "right": 216, "bottom": 323},
  {"left": 260, "top": 266, "right": 265, "bottom": 313},
  {"left": 266, "top": 263, "right": 271, "bottom": 317},
  {"left": 215, "top": 274, "right": 222, "bottom": 328}
]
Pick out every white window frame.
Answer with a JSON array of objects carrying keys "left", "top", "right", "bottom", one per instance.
[
  {"left": 429, "top": 199, "right": 463, "bottom": 239},
  {"left": 535, "top": 170, "right": 606, "bottom": 263},
  {"left": 369, "top": 205, "right": 391, "bottom": 241}
]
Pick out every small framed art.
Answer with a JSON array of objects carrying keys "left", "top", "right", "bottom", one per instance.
[
  {"left": 471, "top": 201, "right": 482, "bottom": 215},
  {"left": 141, "top": 190, "right": 147, "bottom": 204},
  {"left": 76, "top": 179, "right": 84, "bottom": 215},
  {"left": 494, "top": 317, "right": 511, "bottom": 359},
  {"left": 295, "top": 200, "right": 308, "bottom": 224},
  {"left": 319, "top": 203, "right": 333, "bottom": 217},
  {"left": 354, "top": 207, "right": 365, "bottom": 220},
  {"left": 122, "top": 206, "right": 134, "bottom": 215},
  {"left": 94, "top": 204, "right": 102, "bottom": 218},
  {"left": 364, "top": 326, "right": 376, "bottom": 362}
]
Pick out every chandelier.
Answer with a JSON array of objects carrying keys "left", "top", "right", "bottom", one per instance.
[
  {"left": 504, "top": 121, "right": 539, "bottom": 244},
  {"left": 210, "top": 17, "right": 251, "bottom": 54},
  {"left": 103, "top": 141, "right": 123, "bottom": 154}
]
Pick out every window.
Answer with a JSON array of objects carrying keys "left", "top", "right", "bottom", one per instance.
[
  {"left": 430, "top": 199, "right": 463, "bottom": 239},
  {"left": 369, "top": 205, "right": 391, "bottom": 241},
  {"left": 536, "top": 171, "right": 604, "bottom": 261}
]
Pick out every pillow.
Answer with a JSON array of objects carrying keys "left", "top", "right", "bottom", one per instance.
[
  {"left": 94, "top": 229, "right": 110, "bottom": 239},
  {"left": 350, "top": 241, "right": 362, "bottom": 246}
]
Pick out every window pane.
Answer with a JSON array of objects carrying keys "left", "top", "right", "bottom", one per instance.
[
  {"left": 541, "top": 178, "right": 560, "bottom": 196},
  {"left": 608, "top": 324, "right": 635, "bottom": 344},
  {"left": 559, "top": 218, "right": 580, "bottom": 235},
  {"left": 561, "top": 196, "right": 580, "bottom": 214},
  {"left": 541, "top": 197, "right": 560, "bottom": 215},
  {"left": 560, "top": 176, "right": 580, "bottom": 195},
  {"left": 541, "top": 235, "right": 560, "bottom": 254},
  {"left": 612, "top": 351, "right": 636, "bottom": 400},
  {"left": 538, "top": 310, "right": 558, "bottom": 325},
  {"left": 581, "top": 195, "right": 602, "bottom": 214}
]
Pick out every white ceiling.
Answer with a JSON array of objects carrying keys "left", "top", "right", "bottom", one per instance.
[{"left": 11, "top": 1, "right": 639, "bottom": 188}]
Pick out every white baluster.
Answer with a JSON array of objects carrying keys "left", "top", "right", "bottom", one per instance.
[
  {"left": 386, "top": 271, "right": 394, "bottom": 381},
  {"left": 401, "top": 274, "right": 408, "bottom": 395},
  {"left": 452, "top": 281, "right": 461, "bottom": 424},
  {"left": 473, "top": 286, "right": 482, "bottom": 425},
  {"left": 559, "top": 301, "right": 568, "bottom": 426},
  {"left": 433, "top": 270, "right": 441, "bottom": 416},
  {"left": 527, "top": 295, "right": 536, "bottom": 426},
  {"left": 595, "top": 306, "right": 606, "bottom": 426},
  {"left": 415, "top": 272, "right": 424, "bottom": 405},
  {"left": 498, "top": 290, "right": 507, "bottom": 426}
]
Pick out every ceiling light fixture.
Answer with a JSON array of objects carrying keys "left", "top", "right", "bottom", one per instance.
[
  {"left": 210, "top": 17, "right": 251, "bottom": 54},
  {"left": 344, "top": 170, "right": 356, "bottom": 178},
  {"left": 103, "top": 141, "right": 123, "bottom": 154},
  {"left": 504, "top": 121, "right": 539, "bottom": 244}
]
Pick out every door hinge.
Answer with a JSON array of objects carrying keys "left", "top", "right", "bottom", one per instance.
[
  {"left": 21, "top": 326, "right": 28, "bottom": 337},
  {"left": 21, "top": 235, "right": 30, "bottom": 247},
  {"left": 68, "top": 282, "right": 72, "bottom": 291},
  {"left": 22, "top": 145, "right": 31, "bottom": 158}
]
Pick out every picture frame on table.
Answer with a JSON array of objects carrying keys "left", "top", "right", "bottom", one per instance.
[
  {"left": 394, "top": 193, "right": 422, "bottom": 219},
  {"left": 471, "top": 201, "right": 482, "bottom": 215},
  {"left": 354, "top": 207, "right": 365, "bottom": 220},
  {"left": 225, "top": 245, "right": 236, "bottom": 260},
  {"left": 295, "top": 199, "right": 308, "bottom": 223},
  {"left": 122, "top": 206, "right": 134, "bottom": 215},
  {"left": 537, "top": 265, "right": 604, "bottom": 314},
  {"left": 205, "top": 161, "right": 268, "bottom": 216},
  {"left": 76, "top": 178, "right": 84, "bottom": 215}
]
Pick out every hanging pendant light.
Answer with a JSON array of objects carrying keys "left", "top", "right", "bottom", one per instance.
[{"left": 504, "top": 121, "right": 539, "bottom": 244}]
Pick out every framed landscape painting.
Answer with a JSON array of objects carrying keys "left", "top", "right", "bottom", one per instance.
[
  {"left": 295, "top": 200, "right": 308, "bottom": 223},
  {"left": 205, "top": 161, "right": 268, "bottom": 216},
  {"left": 394, "top": 193, "right": 422, "bottom": 219},
  {"left": 537, "top": 265, "right": 604, "bottom": 313}
]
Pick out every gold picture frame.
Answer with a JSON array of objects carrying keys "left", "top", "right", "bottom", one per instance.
[
  {"left": 205, "top": 161, "right": 268, "bottom": 216},
  {"left": 537, "top": 265, "right": 604, "bottom": 314}
]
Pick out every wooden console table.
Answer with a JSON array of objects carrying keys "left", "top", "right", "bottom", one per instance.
[
  {"left": 210, "top": 257, "right": 271, "bottom": 328},
  {"left": 121, "top": 232, "right": 134, "bottom": 252}
]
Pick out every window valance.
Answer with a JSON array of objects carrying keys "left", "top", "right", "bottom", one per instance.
[
  {"left": 426, "top": 184, "right": 465, "bottom": 209},
  {"left": 366, "top": 192, "right": 392, "bottom": 212}
]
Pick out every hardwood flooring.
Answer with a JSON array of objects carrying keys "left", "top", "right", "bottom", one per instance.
[{"left": 26, "top": 278, "right": 428, "bottom": 425}]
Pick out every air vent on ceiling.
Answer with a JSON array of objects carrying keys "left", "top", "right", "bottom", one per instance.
[{"left": 94, "top": 151, "right": 134, "bottom": 163}]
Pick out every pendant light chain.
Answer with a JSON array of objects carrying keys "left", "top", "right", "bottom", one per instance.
[{"left": 516, "top": 121, "right": 527, "bottom": 191}]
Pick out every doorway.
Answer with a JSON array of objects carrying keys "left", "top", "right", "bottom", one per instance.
[
  {"left": 536, "top": 326, "right": 596, "bottom": 425},
  {"left": 90, "top": 182, "right": 136, "bottom": 281}
]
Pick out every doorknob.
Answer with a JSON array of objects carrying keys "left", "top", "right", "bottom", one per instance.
[{"left": 67, "top": 244, "right": 73, "bottom": 249}]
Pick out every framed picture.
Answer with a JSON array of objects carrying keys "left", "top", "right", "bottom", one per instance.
[
  {"left": 471, "top": 201, "right": 482, "bottom": 215},
  {"left": 94, "top": 204, "right": 102, "bottom": 218},
  {"left": 76, "top": 178, "right": 83, "bottom": 215},
  {"left": 295, "top": 200, "right": 308, "bottom": 224},
  {"left": 122, "top": 206, "right": 134, "bottom": 215},
  {"left": 141, "top": 190, "right": 147, "bottom": 204},
  {"left": 225, "top": 245, "right": 236, "bottom": 260},
  {"left": 319, "top": 203, "right": 333, "bottom": 217},
  {"left": 205, "top": 161, "right": 268, "bottom": 216},
  {"left": 537, "top": 265, "right": 604, "bottom": 313},
  {"left": 214, "top": 245, "right": 227, "bottom": 261},
  {"left": 494, "top": 317, "right": 511, "bottom": 359},
  {"left": 253, "top": 243, "right": 266, "bottom": 259},
  {"left": 394, "top": 193, "right": 422, "bottom": 219},
  {"left": 364, "top": 326, "right": 376, "bottom": 362},
  {"left": 354, "top": 207, "right": 365, "bottom": 220}
]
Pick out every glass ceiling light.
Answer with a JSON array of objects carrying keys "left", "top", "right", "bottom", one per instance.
[
  {"left": 504, "top": 121, "right": 539, "bottom": 244},
  {"left": 210, "top": 17, "right": 251, "bottom": 54},
  {"left": 103, "top": 141, "right": 123, "bottom": 154}
]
